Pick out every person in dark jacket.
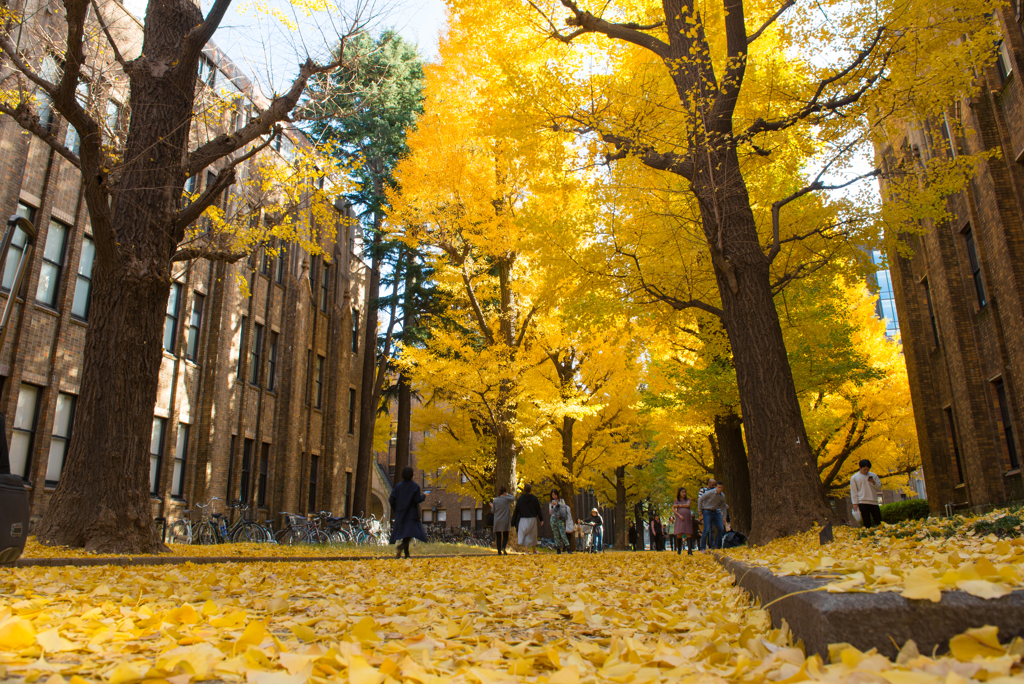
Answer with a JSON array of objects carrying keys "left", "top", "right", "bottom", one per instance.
[
  {"left": 389, "top": 466, "right": 427, "bottom": 558},
  {"left": 510, "top": 484, "right": 542, "bottom": 553},
  {"left": 627, "top": 521, "right": 638, "bottom": 551}
]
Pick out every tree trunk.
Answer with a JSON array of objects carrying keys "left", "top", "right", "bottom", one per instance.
[
  {"left": 352, "top": 210, "right": 383, "bottom": 517},
  {"left": 613, "top": 465, "right": 627, "bottom": 549},
  {"left": 713, "top": 411, "right": 751, "bottom": 535},
  {"left": 35, "top": 0, "right": 203, "bottom": 552},
  {"left": 394, "top": 372, "right": 411, "bottom": 482},
  {"left": 695, "top": 147, "right": 834, "bottom": 544},
  {"left": 493, "top": 422, "right": 517, "bottom": 497}
]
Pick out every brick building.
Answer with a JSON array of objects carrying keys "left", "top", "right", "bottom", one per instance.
[
  {"left": 878, "top": 5, "right": 1024, "bottom": 513},
  {"left": 0, "top": 0, "right": 389, "bottom": 531}
]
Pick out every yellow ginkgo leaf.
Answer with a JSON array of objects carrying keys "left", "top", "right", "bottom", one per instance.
[
  {"left": 901, "top": 569, "right": 942, "bottom": 603},
  {"left": 955, "top": 580, "right": 1013, "bottom": 600},
  {"left": 949, "top": 626, "right": 1006, "bottom": 661}
]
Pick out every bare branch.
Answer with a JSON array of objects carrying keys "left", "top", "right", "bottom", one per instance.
[
  {"left": 601, "top": 132, "right": 694, "bottom": 179},
  {"left": 90, "top": 0, "right": 131, "bottom": 72},
  {"left": 746, "top": 0, "right": 795, "bottom": 44},
  {"left": 0, "top": 35, "right": 59, "bottom": 95},
  {"left": 184, "top": 0, "right": 235, "bottom": 61},
  {"left": 171, "top": 247, "right": 248, "bottom": 263}
]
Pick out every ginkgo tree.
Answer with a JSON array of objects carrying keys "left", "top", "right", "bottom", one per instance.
[
  {"left": 475, "top": 0, "right": 1001, "bottom": 542},
  {"left": 0, "top": 0, "right": 373, "bottom": 551}
]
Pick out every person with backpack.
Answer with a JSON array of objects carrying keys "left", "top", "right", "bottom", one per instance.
[
  {"left": 548, "top": 490, "right": 571, "bottom": 554},
  {"left": 698, "top": 482, "right": 728, "bottom": 551}
]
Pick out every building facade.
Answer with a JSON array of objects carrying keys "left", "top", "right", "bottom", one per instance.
[
  {"left": 0, "top": 0, "right": 388, "bottom": 531},
  {"left": 878, "top": 5, "right": 1024, "bottom": 513}
]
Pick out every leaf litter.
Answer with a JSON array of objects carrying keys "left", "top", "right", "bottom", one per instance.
[{"left": 0, "top": 551, "right": 1022, "bottom": 683}]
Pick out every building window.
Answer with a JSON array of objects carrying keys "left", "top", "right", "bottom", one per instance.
[
  {"left": 173, "top": 423, "right": 189, "bottom": 498},
  {"left": 71, "top": 236, "right": 96, "bottom": 319},
  {"left": 260, "top": 248, "right": 271, "bottom": 275},
  {"left": 10, "top": 384, "right": 41, "bottom": 479},
  {"left": 314, "top": 355, "right": 325, "bottom": 408},
  {"left": 320, "top": 260, "right": 330, "bottom": 311},
  {"left": 257, "top": 443, "right": 269, "bottom": 507},
  {"left": 348, "top": 388, "right": 357, "bottom": 434},
  {"left": 308, "top": 454, "right": 319, "bottom": 513},
  {"left": 240, "top": 438, "right": 253, "bottom": 503},
  {"left": 164, "top": 282, "right": 182, "bottom": 353},
  {"left": 964, "top": 227, "right": 987, "bottom": 308},
  {"left": 461, "top": 508, "right": 472, "bottom": 528},
  {"left": 460, "top": 472, "right": 468, "bottom": 484},
  {"left": 352, "top": 308, "right": 359, "bottom": 353},
  {"left": 997, "top": 40, "right": 1014, "bottom": 83},
  {"left": 249, "top": 323, "right": 263, "bottom": 385},
  {"left": 150, "top": 417, "right": 166, "bottom": 495},
  {"left": 187, "top": 293, "right": 204, "bottom": 361},
  {"left": 183, "top": 175, "right": 198, "bottom": 206},
  {"left": 238, "top": 316, "right": 247, "bottom": 379},
  {"left": 922, "top": 278, "right": 939, "bottom": 348},
  {"left": 37, "top": 56, "right": 60, "bottom": 131},
  {"left": 275, "top": 248, "right": 286, "bottom": 284},
  {"left": 476, "top": 507, "right": 483, "bottom": 530},
  {"left": 436, "top": 509, "right": 447, "bottom": 523},
  {"left": 940, "top": 114, "right": 957, "bottom": 158},
  {"left": 993, "top": 378, "right": 1020, "bottom": 471},
  {"left": 36, "top": 219, "right": 68, "bottom": 307},
  {"left": 267, "top": 331, "right": 278, "bottom": 391},
  {"left": 63, "top": 83, "right": 88, "bottom": 154},
  {"left": 2, "top": 203, "right": 35, "bottom": 292},
  {"left": 943, "top": 407, "right": 964, "bottom": 485},
  {"left": 45, "top": 392, "right": 76, "bottom": 484},
  {"left": 422, "top": 509, "right": 433, "bottom": 523}
]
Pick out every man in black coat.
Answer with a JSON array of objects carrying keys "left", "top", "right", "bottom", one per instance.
[{"left": 389, "top": 466, "right": 427, "bottom": 558}]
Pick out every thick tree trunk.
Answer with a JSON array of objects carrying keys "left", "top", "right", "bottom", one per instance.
[
  {"left": 35, "top": 0, "right": 202, "bottom": 552},
  {"left": 695, "top": 147, "right": 834, "bottom": 544},
  {"left": 352, "top": 212, "right": 383, "bottom": 517},
  {"left": 712, "top": 411, "right": 751, "bottom": 535},
  {"left": 613, "top": 465, "right": 627, "bottom": 549},
  {"left": 493, "top": 423, "right": 517, "bottom": 497}
]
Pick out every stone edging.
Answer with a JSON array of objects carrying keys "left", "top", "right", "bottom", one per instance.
[
  {"left": 8, "top": 553, "right": 489, "bottom": 568},
  {"left": 715, "top": 553, "right": 1024, "bottom": 659}
]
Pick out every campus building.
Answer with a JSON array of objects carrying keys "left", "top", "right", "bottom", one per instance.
[
  {"left": 0, "top": 0, "right": 391, "bottom": 530},
  {"left": 877, "top": 4, "right": 1024, "bottom": 513}
]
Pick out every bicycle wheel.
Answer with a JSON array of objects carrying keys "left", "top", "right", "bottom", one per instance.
[
  {"left": 231, "top": 523, "right": 262, "bottom": 543},
  {"left": 195, "top": 522, "right": 217, "bottom": 545},
  {"left": 169, "top": 520, "right": 192, "bottom": 545}
]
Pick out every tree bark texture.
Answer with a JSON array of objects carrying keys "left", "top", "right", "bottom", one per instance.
[
  {"left": 693, "top": 147, "right": 834, "bottom": 544},
  {"left": 712, "top": 411, "right": 751, "bottom": 535},
  {"left": 35, "top": 0, "right": 203, "bottom": 552},
  {"left": 613, "top": 465, "right": 627, "bottom": 550},
  {"left": 394, "top": 372, "right": 411, "bottom": 483},
  {"left": 352, "top": 214, "right": 383, "bottom": 517}
]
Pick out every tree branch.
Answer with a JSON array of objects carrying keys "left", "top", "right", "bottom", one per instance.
[
  {"left": 556, "top": 0, "right": 670, "bottom": 57},
  {"left": 0, "top": 101, "right": 82, "bottom": 168},
  {"left": 90, "top": 0, "right": 131, "bottom": 72},
  {"left": 0, "top": 35, "right": 59, "bottom": 95},
  {"left": 171, "top": 247, "right": 248, "bottom": 263},
  {"left": 183, "top": 0, "right": 235, "bottom": 62},
  {"left": 746, "top": 0, "right": 795, "bottom": 44},
  {"left": 767, "top": 167, "right": 879, "bottom": 262}
]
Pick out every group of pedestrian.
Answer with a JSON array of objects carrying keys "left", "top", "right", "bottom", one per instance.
[
  {"left": 490, "top": 485, "right": 605, "bottom": 554},
  {"left": 625, "top": 480, "right": 729, "bottom": 553}
]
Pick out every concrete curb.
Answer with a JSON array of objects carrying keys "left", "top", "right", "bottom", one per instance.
[
  {"left": 715, "top": 553, "right": 1024, "bottom": 659},
  {"left": 9, "top": 553, "right": 493, "bottom": 568}
]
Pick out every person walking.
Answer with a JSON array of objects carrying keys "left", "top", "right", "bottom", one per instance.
[
  {"left": 491, "top": 486, "right": 515, "bottom": 555},
  {"left": 651, "top": 515, "right": 664, "bottom": 551},
  {"left": 850, "top": 459, "right": 883, "bottom": 528},
  {"left": 548, "top": 490, "right": 571, "bottom": 554},
  {"left": 628, "top": 521, "right": 638, "bottom": 551},
  {"left": 672, "top": 487, "right": 694, "bottom": 555},
  {"left": 389, "top": 467, "right": 427, "bottom": 558},
  {"left": 697, "top": 478, "right": 716, "bottom": 550},
  {"left": 511, "top": 484, "right": 542, "bottom": 554},
  {"left": 585, "top": 508, "right": 604, "bottom": 552},
  {"left": 698, "top": 482, "right": 728, "bottom": 551}
]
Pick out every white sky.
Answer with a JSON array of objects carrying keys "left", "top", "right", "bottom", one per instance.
[{"left": 122, "top": 0, "right": 447, "bottom": 95}]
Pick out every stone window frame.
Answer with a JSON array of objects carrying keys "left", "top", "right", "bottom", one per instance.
[{"left": 990, "top": 375, "right": 1021, "bottom": 472}]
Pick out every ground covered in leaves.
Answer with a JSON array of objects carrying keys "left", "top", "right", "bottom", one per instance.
[
  {"left": 724, "top": 509, "right": 1024, "bottom": 601},
  {"left": 0, "top": 552, "right": 1022, "bottom": 683},
  {"left": 20, "top": 540, "right": 493, "bottom": 560}
]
